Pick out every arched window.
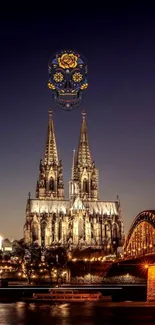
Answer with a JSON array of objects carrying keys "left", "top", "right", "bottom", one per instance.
[
  {"left": 83, "top": 178, "right": 88, "bottom": 193},
  {"left": 49, "top": 177, "right": 55, "bottom": 191},
  {"left": 78, "top": 218, "right": 84, "bottom": 238},
  {"left": 112, "top": 223, "right": 118, "bottom": 238},
  {"left": 41, "top": 221, "right": 46, "bottom": 247},
  {"left": 58, "top": 220, "right": 62, "bottom": 241},
  {"left": 31, "top": 222, "right": 39, "bottom": 242},
  {"left": 105, "top": 223, "right": 110, "bottom": 237}
]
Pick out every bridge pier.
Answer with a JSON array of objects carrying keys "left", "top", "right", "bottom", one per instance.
[{"left": 147, "top": 265, "right": 155, "bottom": 302}]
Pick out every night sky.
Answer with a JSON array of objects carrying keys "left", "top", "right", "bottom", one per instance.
[{"left": 1, "top": 4, "right": 155, "bottom": 240}]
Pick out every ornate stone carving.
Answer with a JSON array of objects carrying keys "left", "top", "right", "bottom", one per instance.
[{"left": 24, "top": 111, "right": 125, "bottom": 251}]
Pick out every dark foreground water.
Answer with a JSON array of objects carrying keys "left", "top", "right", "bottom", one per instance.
[{"left": 1, "top": 302, "right": 155, "bottom": 325}]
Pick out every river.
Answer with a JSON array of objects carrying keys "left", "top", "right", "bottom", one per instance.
[{"left": 0, "top": 302, "right": 155, "bottom": 325}]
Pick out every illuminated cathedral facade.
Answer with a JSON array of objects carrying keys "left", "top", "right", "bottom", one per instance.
[{"left": 24, "top": 110, "right": 124, "bottom": 253}]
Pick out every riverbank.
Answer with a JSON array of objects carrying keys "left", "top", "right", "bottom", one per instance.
[{"left": 0, "top": 283, "right": 147, "bottom": 302}]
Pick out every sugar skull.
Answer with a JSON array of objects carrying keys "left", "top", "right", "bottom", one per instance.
[{"left": 47, "top": 50, "right": 88, "bottom": 111}]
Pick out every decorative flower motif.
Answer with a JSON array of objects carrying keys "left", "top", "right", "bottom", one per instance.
[
  {"left": 47, "top": 82, "right": 56, "bottom": 90},
  {"left": 80, "top": 83, "right": 88, "bottom": 90},
  {"left": 53, "top": 72, "right": 64, "bottom": 82},
  {"left": 73, "top": 72, "right": 83, "bottom": 82},
  {"left": 58, "top": 53, "right": 78, "bottom": 69}
]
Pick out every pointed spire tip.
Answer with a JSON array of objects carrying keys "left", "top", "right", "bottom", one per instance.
[
  {"left": 82, "top": 110, "right": 86, "bottom": 118},
  {"left": 48, "top": 109, "right": 52, "bottom": 118}
]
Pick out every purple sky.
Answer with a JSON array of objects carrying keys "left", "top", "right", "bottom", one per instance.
[{"left": 1, "top": 4, "right": 155, "bottom": 239}]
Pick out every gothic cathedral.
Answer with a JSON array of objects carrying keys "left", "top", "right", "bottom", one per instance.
[{"left": 24, "top": 110, "right": 124, "bottom": 253}]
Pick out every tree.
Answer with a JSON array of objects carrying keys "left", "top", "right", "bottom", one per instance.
[
  {"left": 17, "top": 243, "right": 42, "bottom": 284},
  {"left": 45, "top": 246, "right": 68, "bottom": 283}
]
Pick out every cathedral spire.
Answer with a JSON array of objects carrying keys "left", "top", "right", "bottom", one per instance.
[
  {"left": 44, "top": 109, "right": 59, "bottom": 165},
  {"left": 70, "top": 111, "right": 99, "bottom": 200},
  {"left": 36, "top": 109, "right": 64, "bottom": 200},
  {"left": 76, "top": 111, "right": 92, "bottom": 167}
]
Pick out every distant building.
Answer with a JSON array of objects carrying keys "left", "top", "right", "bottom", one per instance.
[
  {"left": 24, "top": 110, "right": 125, "bottom": 253},
  {"left": 2, "top": 238, "right": 12, "bottom": 253}
]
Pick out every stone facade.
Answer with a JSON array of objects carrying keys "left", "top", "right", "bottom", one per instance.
[{"left": 24, "top": 110, "right": 124, "bottom": 253}]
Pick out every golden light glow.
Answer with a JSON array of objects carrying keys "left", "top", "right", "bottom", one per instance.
[
  {"left": 125, "top": 221, "right": 155, "bottom": 258},
  {"left": 147, "top": 265, "right": 155, "bottom": 302}
]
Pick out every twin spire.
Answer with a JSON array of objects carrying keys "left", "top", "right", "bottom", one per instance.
[
  {"left": 38, "top": 109, "right": 98, "bottom": 200},
  {"left": 44, "top": 109, "right": 92, "bottom": 169}
]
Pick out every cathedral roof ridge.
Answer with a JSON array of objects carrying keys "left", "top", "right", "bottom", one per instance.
[
  {"left": 83, "top": 199, "right": 118, "bottom": 203},
  {"left": 31, "top": 198, "right": 69, "bottom": 202},
  {"left": 30, "top": 199, "right": 119, "bottom": 216}
]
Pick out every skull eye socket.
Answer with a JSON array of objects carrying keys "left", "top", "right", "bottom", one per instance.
[
  {"left": 72, "top": 72, "right": 83, "bottom": 82},
  {"left": 53, "top": 72, "right": 64, "bottom": 82}
]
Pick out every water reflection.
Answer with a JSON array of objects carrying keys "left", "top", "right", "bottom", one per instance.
[
  {"left": 0, "top": 304, "right": 18, "bottom": 325},
  {"left": 28, "top": 303, "right": 37, "bottom": 311},
  {"left": 52, "top": 303, "right": 69, "bottom": 317},
  {"left": 0, "top": 302, "right": 155, "bottom": 325}
]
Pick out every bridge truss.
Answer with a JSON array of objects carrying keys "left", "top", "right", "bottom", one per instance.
[{"left": 124, "top": 210, "right": 155, "bottom": 258}]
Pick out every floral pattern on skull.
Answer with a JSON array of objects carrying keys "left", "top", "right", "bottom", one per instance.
[{"left": 47, "top": 50, "right": 88, "bottom": 110}]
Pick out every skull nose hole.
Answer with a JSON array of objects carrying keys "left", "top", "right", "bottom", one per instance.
[{"left": 64, "top": 81, "right": 72, "bottom": 90}]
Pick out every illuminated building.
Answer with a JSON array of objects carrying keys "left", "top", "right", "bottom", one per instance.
[{"left": 24, "top": 110, "right": 124, "bottom": 253}]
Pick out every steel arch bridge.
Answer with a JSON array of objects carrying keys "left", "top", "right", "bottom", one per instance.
[{"left": 124, "top": 210, "right": 155, "bottom": 258}]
